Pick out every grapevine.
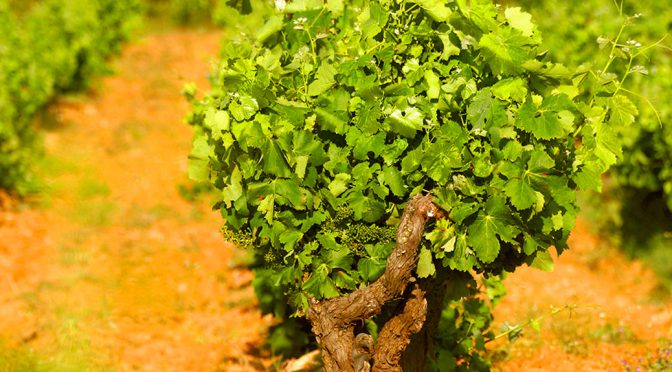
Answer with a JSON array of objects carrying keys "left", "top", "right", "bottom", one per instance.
[{"left": 188, "top": 0, "right": 636, "bottom": 368}]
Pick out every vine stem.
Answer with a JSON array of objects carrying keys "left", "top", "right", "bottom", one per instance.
[
  {"left": 600, "top": 21, "right": 627, "bottom": 76},
  {"left": 484, "top": 304, "right": 599, "bottom": 345},
  {"left": 612, "top": 0, "right": 623, "bottom": 17},
  {"left": 618, "top": 86, "right": 662, "bottom": 126},
  {"left": 612, "top": 55, "right": 634, "bottom": 96},
  {"left": 305, "top": 6, "right": 325, "bottom": 67},
  {"left": 612, "top": 34, "right": 669, "bottom": 97},
  {"left": 305, "top": 28, "right": 318, "bottom": 67}
]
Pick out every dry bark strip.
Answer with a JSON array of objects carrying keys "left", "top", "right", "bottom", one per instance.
[
  {"left": 372, "top": 283, "right": 428, "bottom": 371},
  {"left": 399, "top": 269, "right": 452, "bottom": 371},
  {"left": 306, "top": 194, "right": 440, "bottom": 371}
]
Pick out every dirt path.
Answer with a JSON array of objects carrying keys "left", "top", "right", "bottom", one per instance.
[
  {"left": 492, "top": 219, "right": 672, "bottom": 371},
  {"left": 0, "top": 27, "right": 671, "bottom": 372},
  {"left": 0, "top": 30, "right": 272, "bottom": 371}
]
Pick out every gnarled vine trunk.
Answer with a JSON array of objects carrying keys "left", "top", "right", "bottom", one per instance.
[
  {"left": 306, "top": 194, "right": 447, "bottom": 371},
  {"left": 399, "top": 269, "right": 451, "bottom": 372}
]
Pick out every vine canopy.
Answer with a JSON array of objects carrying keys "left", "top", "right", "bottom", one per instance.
[{"left": 187, "top": 0, "right": 634, "bottom": 314}]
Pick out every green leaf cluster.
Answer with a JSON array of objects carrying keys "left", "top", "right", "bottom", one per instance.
[
  {"left": 0, "top": 0, "right": 141, "bottom": 194},
  {"left": 429, "top": 272, "right": 504, "bottom": 371},
  {"left": 188, "top": 0, "right": 634, "bottom": 359},
  {"left": 514, "top": 1, "right": 672, "bottom": 211}
]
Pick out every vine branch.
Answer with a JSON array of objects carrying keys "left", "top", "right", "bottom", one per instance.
[{"left": 306, "top": 193, "right": 440, "bottom": 371}]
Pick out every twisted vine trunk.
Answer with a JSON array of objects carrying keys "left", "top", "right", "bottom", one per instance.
[
  {"left": 399, "top": 269, "right": 451, "bottom": 372},
  {"left": 306, "top": 194, "right": 445, "bottom": 371}
]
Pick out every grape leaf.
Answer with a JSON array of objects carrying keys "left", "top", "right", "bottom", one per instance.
[
  {"left": 358, "top": 257, "right": 386, "bottom": 282},
  {"left": 410, "top": 0, "right": 452, "bottom": 22},
  {"left": 504, "top": 178, "right": 536, "bottom": 210},
  {"left": 456, "top": 0, "right": 497, "bottom": 32},
  {"left": 308, "top": 64, "right": 338, "bottom": 96},
  {"left": 424, "top": 69, "right": 441, "bottom": 99},
  {"left": 516, "top": 99, "right": 564, "bottom": 139},
  {"left": 262, "top": 140, "right": 292, "bottom": 177},
  {"left": 446, "top": 233, "right": 477, "bottom": 271},
  {"left": 188, "top": 135, "right": 213, "bottom": 182},
  {"left": 468, "top": 211, "right": 500, "bottom": 263},
  {"left": 417, "top": 247, "right": 436, "bottom": 278},
  {"left": 348, "top": 193, "right": 386, "bottom": 223},
  {"left": 256, "top": 15, "right": 283, "bottom": 43},
  {"left": 504, "top": 7, "right": 535, "bottom": 37},
  {"left": 479, "top": 27, "right": 532, "bottom": 75},
  {"left": 529, "top": 250, "right": 554, "bottom": 272},
  {"left": 204, "top": 108, "right": 230, "bottom": 140},
  {"left": 609, "top": 94, "right": 638, "bottom": 126},
  {"left": 387, "top": 107, "right": 425, "bottom": 138},
  {"left": 574, "top": 163, "right": 603, "bottom": 191},
  {"left": 492, "top": 78, "right": 527, "bottom": 102},
  {"left": 378, "top": 165, "right": 406, "bottom": 197},
  {"left": 328, "top": 173, "right": 351, "bottom": 197},
  {"left": 303, "top": 265, "right": 340, "bottom": 299},
  {"left": 230, "top": 96, "right": 259, "bottom": 121},
  {"left": 467, "top": 88, "right": 507, "bottom": 129},
  {"left": 355, "top": 102, "right": 382, "bottom": 135}
]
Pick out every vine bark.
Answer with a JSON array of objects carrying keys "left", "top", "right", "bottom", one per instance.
[{"left": 306, "top": 194, "right": 442, "bottom": 371}]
